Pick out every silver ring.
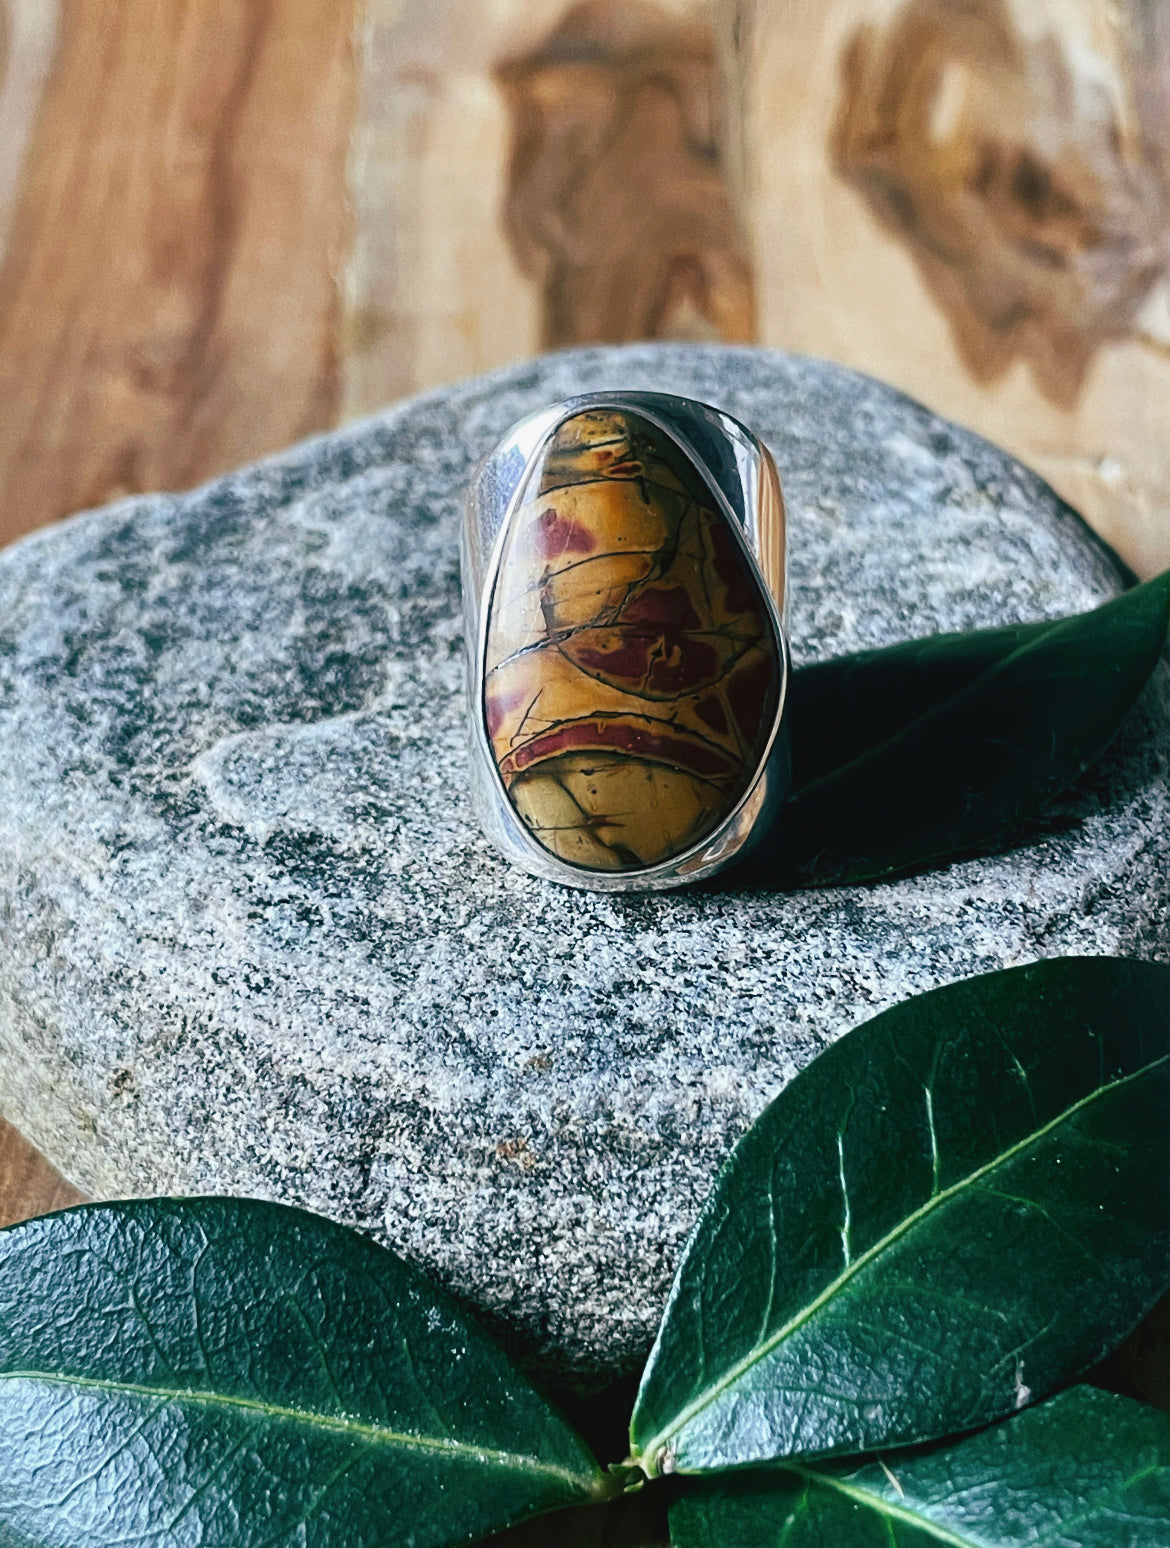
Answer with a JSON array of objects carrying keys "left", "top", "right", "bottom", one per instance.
[{"left": 462, "top": 391, "right": 790, "bottom": 892}]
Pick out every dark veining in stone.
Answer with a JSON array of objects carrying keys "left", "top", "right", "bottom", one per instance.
[{"left": 484, "top": 409, "right": 780, "bottom": 871}]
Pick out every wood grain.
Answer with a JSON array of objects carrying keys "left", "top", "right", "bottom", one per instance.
[
  {"left": 496, "top": 0, "right": 754, "bottom": 349},
  {"left": 832, "top": 0, "right": 1169, "bottom": 410},
  {"left": 0, "top": 0, "right": 357, "bottom": 548},
  {"left": 0, "top": 1117, "right": 84, "bottom": 1229},
  {"left": 340, "top": 0, "right": 738, "bottom": 418},
  {"left": 0, "top": 1, "right": 59, "bottom": 257},
  {"left": 341, "top": 0, "right": 551, "bottom": 413},
  {"left": 729, "top": 0, "right": 1170, "bottom": 579}
]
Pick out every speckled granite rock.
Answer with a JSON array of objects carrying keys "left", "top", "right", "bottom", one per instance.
[{"left": 1, "top": 345, "right": 1168, "bottom": 1392}]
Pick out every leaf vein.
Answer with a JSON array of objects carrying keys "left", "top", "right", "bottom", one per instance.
[
  {"left": 0, "top": 1371, "right": 594, "bottom": 1490},
  {"left": 638, "top": 1050, "right": 1170, "bottom": 1463}
]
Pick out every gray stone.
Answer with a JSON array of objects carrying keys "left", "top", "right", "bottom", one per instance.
[{"left": 1, "top": 345, "right": 1167, "bottom": 1393}]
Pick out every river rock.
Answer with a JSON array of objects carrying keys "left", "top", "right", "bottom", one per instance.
[{"left": 1, "top": 345, "right": 1167, "bottom": 1393}]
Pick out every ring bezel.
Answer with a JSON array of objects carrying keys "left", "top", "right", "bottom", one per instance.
[{"left": 462, "top": 390, "right": 791, "bottom": 892}]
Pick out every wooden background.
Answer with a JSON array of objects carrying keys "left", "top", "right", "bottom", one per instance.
[
  {"left": 3, "top": 0, "right": 1169, "bottom": 570},
  {"left": 1, "top": 0, "right": 1169, "bottom": 1404}
]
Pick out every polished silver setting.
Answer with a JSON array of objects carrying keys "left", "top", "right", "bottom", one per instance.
[{"left": 462, "top": 390, "right": 790, "bottom": 892}]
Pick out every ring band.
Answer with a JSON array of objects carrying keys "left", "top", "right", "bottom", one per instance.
[{"left": 462, "top": 391, "right": 790, "bottom": 892}]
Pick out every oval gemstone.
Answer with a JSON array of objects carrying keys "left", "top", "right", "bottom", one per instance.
[{"left": 483, "top": 409, "right": 781, "bottom": 872}]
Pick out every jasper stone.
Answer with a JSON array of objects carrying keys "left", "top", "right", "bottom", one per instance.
[{"left": 483, "top": 409, "right": 782, "bottom": 871}]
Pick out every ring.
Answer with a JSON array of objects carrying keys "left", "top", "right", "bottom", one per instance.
[{"left": 462, "top": 391, "right": 790, "bottom": 892}]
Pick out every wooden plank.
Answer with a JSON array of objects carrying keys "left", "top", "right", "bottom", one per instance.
[
  {"left": 0, "top": 0, "right": 358, "bottom": 549},
  {"left": 0, "top": 0, "right": 59, "bottom": 256},
  {"left": 343, "top": 0, "right": 750, "bottom": 417},
  {"left": 495, "top": 0, "right": 754, "bottom": 350},
  {"left": 727, "top": 0, "right": 1170, "bottom": 578},
  {"left": 1119, "top": 1292, "right": 1170, "bottom": 1412},
  {"left": 0, "top": 1116, "right": 85, "bottom": 1229}
]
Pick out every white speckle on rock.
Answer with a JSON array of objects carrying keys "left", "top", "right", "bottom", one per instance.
[{"left": 0, "top": 344, "right": 1168, "bottom": 1393}]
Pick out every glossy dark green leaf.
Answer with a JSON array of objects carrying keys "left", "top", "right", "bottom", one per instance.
[
  {"left": 742, "top": 571, "right": 1170, "bottom": 886},
  {"left": 629, "top": 957, "right": 1170, "bottom": 1475},
  {"left": 0, "top": 1198, "right": 607, "bottom": 1547},
  {"left": 668, "top": 1387, "right": 1170, "bottom": 1548}
]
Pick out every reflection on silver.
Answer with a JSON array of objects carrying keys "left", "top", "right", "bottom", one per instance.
[{"left": 462, "top": 391, "right": 790, "bottom": 892}]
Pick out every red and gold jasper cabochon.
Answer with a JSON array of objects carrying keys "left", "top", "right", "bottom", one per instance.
[{"left": 482, "top": 409, "right": 782, "bottom": 873}]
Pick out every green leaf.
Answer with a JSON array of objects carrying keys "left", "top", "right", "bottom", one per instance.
[
  {"left": 744, "top": 571, "right": 1170, "bottom": 886},
  {"left": 0, "top": 1198, "right": 607, "bottom": 1547},
  {"left": 629, "top": 956, "right": 1170, "bottom": 1475},
  {"left": 668, "top": 1387, "right": 1170, "bottom": 1547}
]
